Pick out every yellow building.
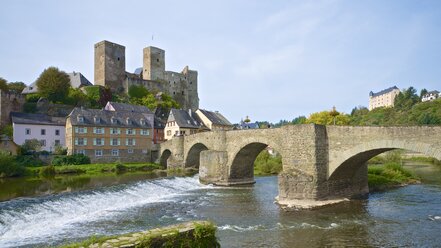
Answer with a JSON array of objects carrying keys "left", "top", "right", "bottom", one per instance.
[
  {"left": 66, "top": 107, "right": 154, "bottom": 163},
  {"left": 195, "top": 109, "right": 233, "bottom": 131},
  {"left": 164, "top": 109, "right": 207, "bottom": 140},
  {"left": 368, "top": 86, "right": 400, "bottom": 110}
]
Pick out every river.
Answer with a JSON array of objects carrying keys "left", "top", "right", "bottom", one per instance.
[{"left": 0, "top": 163, "right": 440, "bottom": 247}]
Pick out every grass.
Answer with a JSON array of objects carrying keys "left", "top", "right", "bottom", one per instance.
[
  {"left": 28, "top": 163, "right": 162, "bottom": 176},
  {"left": 405, "top": 156, "right": 441, "bottom": 165},
  {"left": 368, "top": 162, "right": 419, "bottom": 191}
]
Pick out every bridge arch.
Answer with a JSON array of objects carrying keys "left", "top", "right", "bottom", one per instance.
[
  {"left": 229, "top": 142, "right": 269, "bottom": 181},
  {"left": 159, "top": 149, "right": 172, "bottom": 169},
  {"left": 185, "top": 143, "right": 209, "bottom": 168}
]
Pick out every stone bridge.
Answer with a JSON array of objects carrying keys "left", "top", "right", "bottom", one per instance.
[{"left": 159, "top": 124, "right": 441, "bottom": 208}]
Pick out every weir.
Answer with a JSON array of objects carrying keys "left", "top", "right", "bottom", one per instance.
[{"left": 159, "top": 124, "right": 441, "bottom": 209}]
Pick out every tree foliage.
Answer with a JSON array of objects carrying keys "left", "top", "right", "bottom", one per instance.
[
  {"left": 0, "top": 77, "right": 8, "bottom": 91},
  {"left": 36, "top": 67, "right": 71, "bottom": 102},
  {"left": 128, "top": 85, "right": 180, "bottom": 111},
  {"left": 306, "top": 109, "right": 350, "bottom": 125},
  {"left": 7, "top": 82, "right": 26, "bottom": 93}
]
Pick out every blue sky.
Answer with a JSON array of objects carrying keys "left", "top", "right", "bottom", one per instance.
[{"left": 1, "top": 0, "right": 440, "bottom": 123}]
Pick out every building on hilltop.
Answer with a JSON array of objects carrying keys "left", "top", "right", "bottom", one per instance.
[
  {"left": 195, "top": 109, "right": 233, "bottom": 131},
  {"left": 22, "top": 71, "right": 92, "bottom": 94},
  {"left": 368, "top": 86, "right": 400, "bottom": 110},
  {"left": 66, "top": 106, "right": 154, "bottom": 163},
  {"left": 164, "top": 109, "right": 207, "bottom": 140},
  {"left": 0, "top": 90, "right": 25, "bottom": 127},
  {"left": 11, "top": 112, "right": 66, "bottom": 152},
  {"left": 422, "top": 90, "right": 440, "bottom": 102},
  {"left": 94, "top": 40, "right": 199, "bottom": 111}
]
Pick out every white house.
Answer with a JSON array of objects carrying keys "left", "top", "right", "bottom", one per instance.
[
  {"left": 422, "top": 90, "right": 440, "bottom": 102},
  {"left": 11, "top": 112, "right": 66, "bottom": 152}
]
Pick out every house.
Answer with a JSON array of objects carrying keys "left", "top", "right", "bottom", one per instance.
[
  {"left": 234, "top": 120, "right": 260, "bottom": 129},
  {"left": 0, "top": 135, "right": 18, "bottom": 155},
  {"left": 368, "top": 86, "right": 400, "bottom": 110},
  {"left": 422, "top": 90, "right": 440, "bottom": 102},
  {"left": 195, "top": 109, "right": 233, "bottom": 131},
  {"left": 11, "top": 112, "right": 66, "bottom": 152},
  {"left": 153, "top": 107, "right": 169, "bottom": 144},
  {"left": 66, "top": 107, "right": 154, "bottom": 163},
  {"left": 22, "top": 71, "right": 92, "bottom": 94},
  {"left": 164, "top": 109, "right": 207, "bottom": 140}
]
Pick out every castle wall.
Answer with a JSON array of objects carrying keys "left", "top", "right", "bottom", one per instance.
[
  {"left": 0, "top": 90, "right": 25, "bottom": 127},
  {"left": 94, "top": 41, "right": 126, "bottom": 93}
]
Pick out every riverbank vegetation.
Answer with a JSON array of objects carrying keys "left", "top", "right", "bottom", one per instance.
[
  {"left": 368, "top": 162, "right": 419, "bottom": 191},
  {"left": 254, "top": 149, "right": 282, "bottom": 176}
]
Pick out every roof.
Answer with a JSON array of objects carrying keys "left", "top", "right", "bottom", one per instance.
[
  {"left": 11, "top": 112, "right": 66, "bottom": 126},
  {"left": 105, "top": 102, "right": 153, "bottom": 114},
  {"left": 369, "top": 86, "right": 399, "bottom": 97},
  {"left": 168, "top": 109, "right": 205, "bottom": 129},
  {"left": 68, "top": 107, "right": 153, "bottom": 128},
  {"left": 235, "top": 121, "right": 259, "bottom": 129},
  {"left": 134, "top": 67, "right": 143, "bottom": 75},
  {"left": 425, "top": 90, "right": 440, "bottom": 95},
  {"left": 197, "top": 109, "right": 232, "bottom": 126},
  {"left": 22, "top": 72, "right": 92, "bottom": 94},
  {"left": 153, "top": 107, "right": 169, "bottom": 129}
]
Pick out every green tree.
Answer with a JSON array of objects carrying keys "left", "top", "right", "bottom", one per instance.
[
  {"left": 20, "top": 139, "right": 42, "bottom": 155},
  {"left": 0, "top": 125, "right": 13, "bottom": 138},
  {"left": 36, "top": 67, "right": 70, "bottom": 102},
  {"left": 292, "top": 116, "right": 306, "bottom": 124},
  {"left": 7, "top": 82, "right": 26, "bottom": 93},
  {"left": 0, "top": 151, "right": 25, "bottom": 177},
  {"left": 0, "top": 77, "right": 8, "bottom": 91},
  {"left": 420, "top": 88, "right": 428, "bottom": 100},
  {"left": 128, "top": 85, "right": 149, "bottom": 99},
  {"left": 394, "top": 87, "right": 419, "bottom": 111},
  {"left": 306, "top": 110, "right": 350, "bottom": 125},
  {"left": 66, "top": 88, "right": 89, "bottom": 106}
]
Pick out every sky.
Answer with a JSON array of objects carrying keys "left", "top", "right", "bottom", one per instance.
[{"left": 1, "top": 0, "right": 441, "bottom": 123}]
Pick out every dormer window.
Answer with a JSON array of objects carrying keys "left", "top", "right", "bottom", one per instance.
[
  {"left": 94, "top": 116, "right": 100, "bottom": 124},
  {"left": 111, "top": 116, "right": 117, "bottom": 124},
  {"left": 126, "top": 118, "right": 132, "bottom": 125},
  {"left": 140, "top": 118, "right": 145, "bottom": 125},
  {"left": 78, "top": 115, "right": 84, "bottom": 123}
]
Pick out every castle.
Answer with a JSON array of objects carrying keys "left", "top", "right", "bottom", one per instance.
[{"left": 94, "top": 40, "right": 199, "bottom": 111}]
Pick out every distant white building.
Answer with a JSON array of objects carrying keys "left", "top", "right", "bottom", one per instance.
[
  {"left": 368, "top": 86, "right": 400, "bottom": 110},
  {"left": 11, "top": 112, "right": 66, "bottom": 152},
  {"left": 422, "top": 90, "right": 440, "bottom": 102},
  {"left": 22, "top": 71, "right": 92, "bottom": 94}
]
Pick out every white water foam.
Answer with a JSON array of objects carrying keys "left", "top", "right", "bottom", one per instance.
[{"left": 0, "top": 176, "right": 207, "bottom": 247}]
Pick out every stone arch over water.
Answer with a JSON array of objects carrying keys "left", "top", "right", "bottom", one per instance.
[
  {"left": 185, "top": 143, "right": 209, "bottom": 168},
  {"left": 229, "top": 142, "right": 269, "bottom": 181},
  {"left": 159, "top": 149, "right": 172, "bottom": 169}
]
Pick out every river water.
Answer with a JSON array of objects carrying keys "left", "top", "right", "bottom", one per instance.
[{"left": 0, "top": 163, "right": 440, "bottom": 247}]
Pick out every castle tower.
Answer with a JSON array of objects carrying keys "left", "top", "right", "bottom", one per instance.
[
  {"left": 143, "top": 46, "right": 165, "bottom": 81},
  {"left": 94, "top": 40, "right": 126, "bottom": 92}
]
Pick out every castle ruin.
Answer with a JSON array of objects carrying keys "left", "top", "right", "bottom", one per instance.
[{"left": 94, "top": 40, "right": 199, "bottom": 111}]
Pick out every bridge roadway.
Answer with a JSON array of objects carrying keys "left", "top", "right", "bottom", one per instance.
[{"left": 159, "top": 124, "right": 441, "bottom": 209}]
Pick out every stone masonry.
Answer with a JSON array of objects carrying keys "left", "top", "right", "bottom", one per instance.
[
  {"left": 159, "top": 124, "right": 441, "bottom": 208},
  {"left": 0, "top": 90, "right": 25, "bottom": 127}
]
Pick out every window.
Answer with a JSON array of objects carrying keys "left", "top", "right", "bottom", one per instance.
[
  {"left": 75, "top": 137, "right": 87, "bottom": 146},
  {"left": 141, "top": 129, "right": 149, "bottom": 135},
  {"left": 111, "top": 138, "right": 120, "bottom": 146},
  {"left": 55, "top": 129, "right": 60, "bottom": 136},
  {"left": 94, "top": 127, "right": 104, "bottom": 134},
  {"left": 75, "top": 149, "right": 86, "bottom": 155},
  {"left": 25, "top": 128, "right": 31, "bottom": 135},
  {"left": 94, "top": 138, "right": 104, "bottom": 146},
  {"left": 78, "top": 116, "right": 84, "bottom": 123},
  {"left": 95, "top": 150, "right": 103, "bottom": 157},
  {"left": 128, "top": 149, "right": 134, "bottom": 154},
  {"left": 54, "top": 140, "right": 60, "bottom": 146},
  {"left": 111, "top": 117, "right": 117, "bottom": 124},
  {"left": 126, "top": 138, "right": 136, "bottom": 146},
  {"left": 175, "top": 131, "right": 179, "bottom": 136},
  {"left": 126, "top": 128, "right": 135, "bottom": 135},
  {"left": 75, "top": 127, "right": 87, "bottom": 134},
  {"left": 94, "top": 116, "right": 100, "bottom": 124},
  {"left": 41, "top": 129, "right": 46, "bottom": 135},
  {"left": 112, "top": 149, "right": 119, "bottom": 156},
  {"left": 40, "top": 140, "right": 46, "bottom": 146},
  {"left": 140, "top": 119, "right": 145, "bottom": 125},
  {"left": 167, "top": 130, "right": 171, "bottom": 136},
  {"left": 110, "top": 128, "right": 120, "bottom": 134},
  {"left": 126, "top": 118, "right": 132, "bottom": 125}
]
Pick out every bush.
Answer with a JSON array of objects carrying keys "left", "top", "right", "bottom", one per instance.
[
  {"left": 115, "top": 163, "right": 127, "bottom": 173},
  {"left": 16, "top": 155, "right": 45, "bottom": 167},
  {"left": 25, "top": 93, "right": 41, "bottom": 103},
  {"left": 23, "top": 102, "right": 37, "bottom": 113},
  {"left": 51, "top": 154, "right": 90, "bottom": 166},
  {"left": 0, "top": 151, "right": 26, "bottom": 177},
  {"left": 39, "top": 165, "right": 56, "bottom": 177}
]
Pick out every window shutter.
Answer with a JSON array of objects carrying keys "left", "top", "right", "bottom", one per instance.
[
  {"left": 133, "top": 129, "right": 136, "bottom": 135},
  {"left": 93, "top": 138, "right": 96, "bottom": 146},
  {"left": 118, "top": 128, "right": 121, "bottom": 134},
  {"left": 126, "top": 129, "right": 128, "bottom": 135},
  {"left": 117, "top": 138, "right": 120, "bottom": 146},
  {"left": 84, "top": 138, "right": 87, "bottom": 146},
  {"left": 133, "top": 139, "right": 136, "bottom": 146},
  {"left": 75, "top": 127, "right": 78, "bottom": 133},
  {"left": 93, "top": 127, "right": 96, "bottom": 134},
  {"left": 125, "top": 139, "right": 128, "bottom": 146},
  {"left": 147, "top": 130, "right": 150, "bottom": 135},
  {"left": 74, "top": 138, "right": 78, "bottom": 145},
  {"left": 84, "top": 127, "right": 88, "bottom": 133}
]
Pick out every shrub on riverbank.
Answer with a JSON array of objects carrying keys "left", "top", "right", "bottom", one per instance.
[
  {"left": 39, "top": 165, "right": 56, "bottom": 177},
  {"left": 368, "top": 162, "right": 419, "bottom": 191},
  {"left": 51, "top": 154, "right": 90, "bottom": 166},
  {"left": 406, "top": 156, "right": 441, "bottom": 165},
  {"left": 0, "top": 151, "right": 26, "bottom": 177}
]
